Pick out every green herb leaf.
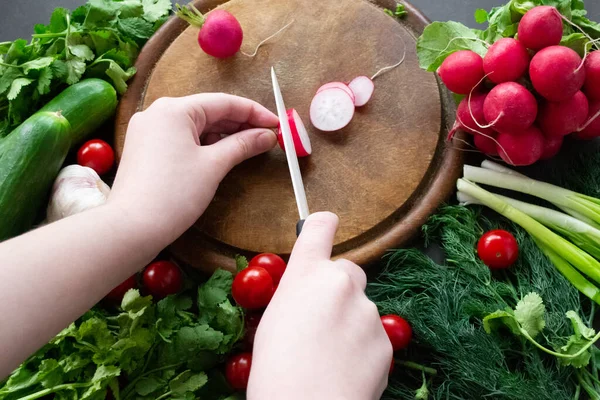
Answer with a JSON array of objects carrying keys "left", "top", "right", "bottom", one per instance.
[
  {"left": 118, "top": 17, "right": 156, "bottom": 42},
  {"left": 135, "top": 376, "right": 166, "bottom": 396},
  {"left": 7, "top": 78, "right": 33, "bottom": 101},
  {"left": 122, "top": 289, "right": 153, "bottom": 312},
  {"left": 64, "top": 58, "right": 86, "bottom": 85},
  {"left": 514, "top": 292, "right": 546, "bottom": 338},
  {"left": 37, "top": 67, "right": 54, "bottom": 95},
  {"left": 104, "top": 60, "right": 136, "bottom": 94},
  {"left": 142, "top": 0, "right": 173, "bottom": 22},
  {"left": 416, "top": 21, "right": 487, "bottom": 72},
  {"left": 235, "top": 255, "right": 248, "bottom": 272},
  {"left": 198, "top": 269, "right": 234, "bottom": 309},
  {"left": 21, "top": 57, "right": 55, "bottom": 74},
  {"left": 80, "top": 365, "right": 121, "bottom": 399},
  {"left": 169, "top": 370, "right": 208, "bottom": 395},
  {"left": 482, "top": 309, "right": 521, "bottom": 335},
  {"left": 69, "top": 44, "right": 95, "bottom": 61},
  {"left": 474, "top": 9, "right": 489, "bottom": 23},
  {"left": 566, "top": 310, "right": 596, "bottom": 340}
]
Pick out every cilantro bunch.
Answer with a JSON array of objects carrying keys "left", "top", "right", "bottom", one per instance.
[
  {"left": 0, "top": 269, "right": 244, "bottom": 400},
  {"left": 0, "top": 0, "right": 172, "bottom": 136},
  {"left": 416, "top": 0, "right": 600, "bottom": 73}
]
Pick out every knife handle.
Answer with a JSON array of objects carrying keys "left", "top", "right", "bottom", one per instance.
[{"left": 296, "top": 219, "right": 305, "bottom": 237}]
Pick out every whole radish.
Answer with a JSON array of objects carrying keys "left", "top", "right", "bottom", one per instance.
[
  {"left": 483, "top": 38, "right": 530, "bottom": 83},
  {"left": 540, "top": 135, "right": 563, "bottom": 160},
  {"left": 438, "top": 50, "right": 485, "bottom": 94},
  {"left": 456, "top": 92, "right": 495, "bottom": 137},
  {"left": 497, "top": 126, "right": 545, "bottom": 166},
  {"left": 517, "top": 6, "right": 563, "bottom": 51},
  {"left": 483, "top": 82, "right": 538, "bottom": 132},
  {"left": 176, "top": 5, "right": 243, "bottom": 58},
  {"left": 474, "top": 132, "right": 499, "bottom": 156},
  {"left": 584, "top": 51, "right": 600, "bottom": 101},
  {"left": 530, "top": 46, "right": 586, "bottom": 102},
  {"left": 538, "top": 91, "right": 589, "bottom": 137},
  {"left": 576, "top": 100, "right": 600, "bottom": 140}
]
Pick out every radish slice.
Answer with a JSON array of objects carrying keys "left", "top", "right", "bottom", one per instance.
[
  {"left": 310, "top": 88, "right": 356, "bottom": 132},
  {"left": 277, "top": 108, "right": 312, "bottom": 157},
  {"left": 317, "top": 82, "right": 355, "bottom": 103},
  {"left": 348, "top": 76, "right": 375, "bottom": 107}
]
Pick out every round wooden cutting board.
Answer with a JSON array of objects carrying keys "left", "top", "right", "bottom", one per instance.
[{"left": 114, "top": 0, "right": 462, "bottom": 274}]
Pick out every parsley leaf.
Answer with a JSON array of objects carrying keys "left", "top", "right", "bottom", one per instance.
[
  {"left": 514, "top": 292, "right": 546, "bottom": 338},
  {"left": 7, "top": 78, "right": 34, "bottom": 101},
  {"left": 142, "top": 0, "right": 173, "bottom": 22}
]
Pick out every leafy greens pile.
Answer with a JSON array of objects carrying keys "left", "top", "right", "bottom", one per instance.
[
  {"left": 0, "top": 0, "right": 172, "bottom": 136},
  {"left": 416, "top": 0, "right": 600, "bottom": 72},
  {"left": 368, "top": 142, "right": 600, "bottom": 400},
  {"left": 0, "top": 270, "right": 244, "bottom": 400}
]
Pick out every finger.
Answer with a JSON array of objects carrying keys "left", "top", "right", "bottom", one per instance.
[
  {"left": 208, "top": 128, "right": 277, "bottom": 172},
  {"left": 333, "top": 259, "right": 367, "bottom": 291},
  {"left": 289, "top": 212, "right": 339, "bottom": 266},
  {"left": 204, "top": 121, "right": 256, "bottom": 135},
  {"left": 180, "top": 93, "right": 279, "bottom": 128}
]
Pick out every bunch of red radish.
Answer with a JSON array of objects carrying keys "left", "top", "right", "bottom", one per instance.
[{"left": 442, "top": 6, "right": 600, "bottom": 166}]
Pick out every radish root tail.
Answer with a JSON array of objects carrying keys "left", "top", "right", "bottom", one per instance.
[
  {"left": 241, "top": 19, "right": 295, "bottom": 58},
  {"left": 466, "top": 72, "right": 493, "bottom": 129},
  {"left": 579, "top": 107, "right": 600, "bottom": 132},
  {"left": 576, "top": 38, "right": 600, "bottom": 72},
  {"left": 371, "top": 35, "right": 407, "bottom": 80},
  {"left": 559, "top": 12, "right": 600, "bottom": 51},
  {"left": 456, "top": 114, "right": 514, "bottom": 165}
]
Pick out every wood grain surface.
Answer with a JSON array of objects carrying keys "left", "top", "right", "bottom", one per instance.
[{"left": 114, "top": 0, "right": 463, "bottom": 273}]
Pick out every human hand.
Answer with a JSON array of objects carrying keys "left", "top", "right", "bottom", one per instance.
[
  {"left": 109, "top": 93, "right": 278, "bottom": 246},
  {"left": 247, "top": 212, "right": 393, "bottom": 400}
]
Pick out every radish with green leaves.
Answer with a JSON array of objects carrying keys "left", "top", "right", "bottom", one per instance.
[
  {"left": 175, "top": 5, "right": 243, "bottom": 58},
  {"left": 474, "top": 132, "right": 499, "bottom": 156},
  {"left": 584, "top": 51, "right": 600, "bottom": 101},
  {"left": 438, "top": 50, "right": 485, "bottom": 94},
  {"left": 538, "top": 91, "right": 589, "bottom": 137},
  {"left": 541, "top": 135, "right": 563, "bottom": 160},
  {"left": 496, "top": 126, "right": 544, "bottom": 166},
  {"left": 517, "top": 6, "right": 563, "bottom": 51},
  {"left": 483, "top": 82, "right": 538, "bottom": 133},
  {"left": 277, "top": 108, "right": 312, "bottom": 157},
  {"left": 576, "top": 100, "right": 600, "bottom": 140},
  {"left": 530, "top": 46, "right": 586, "bottom": 102},
  {"left": 483, "top": 38, "right": 530, "bottom": 84}
]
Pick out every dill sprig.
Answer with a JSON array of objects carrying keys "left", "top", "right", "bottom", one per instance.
[{"left": 368, "top": 205, "right": 588, "bottom": 399}]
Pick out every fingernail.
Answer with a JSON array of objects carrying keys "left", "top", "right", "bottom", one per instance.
[{"left": 258, "top": 129, "right": 277, "bottom": 149}]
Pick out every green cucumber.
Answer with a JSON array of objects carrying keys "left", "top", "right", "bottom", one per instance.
[
  {"left": 39, "top": 78, "right": 118, "bottom": 145},
  {"left": 0, "top": 112, "right": 71, "bottom": 240}
]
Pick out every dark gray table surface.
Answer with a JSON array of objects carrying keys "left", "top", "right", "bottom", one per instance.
[{"left": 1, "top": 0, "right": 599, "bottom": 41}]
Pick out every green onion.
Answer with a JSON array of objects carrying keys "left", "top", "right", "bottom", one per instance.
[
  {"left": 458, "top": 191, "right": 600, "bottom": 259},
  {"left": 464, "top": 165, "right": 600, "bottom": 226},
  {"left": 457, "top": 179, "right": 600, "bottom": 302}
]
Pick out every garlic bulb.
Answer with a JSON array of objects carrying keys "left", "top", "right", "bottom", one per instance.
[{"left": 47, "top": 165, "right": 111, "bottom": 223}]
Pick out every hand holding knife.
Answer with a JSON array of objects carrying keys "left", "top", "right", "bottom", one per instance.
[{"left": 271, "top": 67, "right": 310, "bottom": 236}]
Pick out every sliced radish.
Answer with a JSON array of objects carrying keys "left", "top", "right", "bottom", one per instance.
[
  {"left": 317, "top": 82, "right": 355, "bottom": 103},
  {"left": 310, "top": 88, "right": 356, "bottom": 132},
  {"left": 277, "top": 108, "right": 312, "bottom": 157},
  {"left": 348, "top": 76, "right": 375, "bottom": 107}
]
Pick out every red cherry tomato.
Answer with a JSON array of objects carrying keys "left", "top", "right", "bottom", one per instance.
[
  {"left": 105, "top": 275, "right": 137, "bottom": 304},
  {"left": 143, "top": 261, "right": 183, "bottom": 299},
  {"left": 232, "top": 267, "right": 275, "bottom": 309},
  {"left": 77, "top": 139, "right": 115, "bottom": 176},
  {"left": 477, "top": 229, "right": 519, "bottom": 269},
  {"left": 243, "top": 313, "right": 263, "bottom": 350},
  {"left": 381, "top": 315, "right": 413, "bottom": 351},
  {"left": 248, "top": 253, "right": 287, "bottom": 284},
  {"left": 225, "top": 352, "right": 252, "bottom": 390}
]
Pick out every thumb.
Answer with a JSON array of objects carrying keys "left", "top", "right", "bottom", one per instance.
[
  {"left": 288, "top": 212, "right": 340, "bottom": 269},
  {"left": 209, "top": 128, "right": 277, "bottom": 173}
]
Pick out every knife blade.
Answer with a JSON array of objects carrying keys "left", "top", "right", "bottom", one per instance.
[{"left": 271, "top": 67, "right": 309, "bottom": 235}]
